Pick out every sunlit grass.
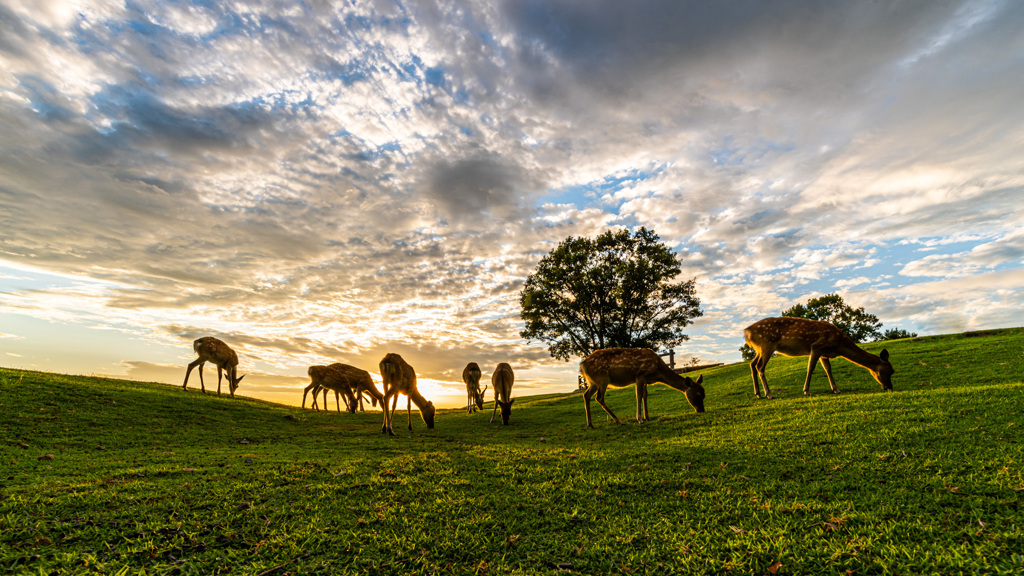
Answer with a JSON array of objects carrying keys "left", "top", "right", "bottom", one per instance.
[{"left": 1, "top": 328, "right": 1022, "bottom": 574}]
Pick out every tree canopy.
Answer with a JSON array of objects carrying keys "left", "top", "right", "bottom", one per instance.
[{"left": 519, "top": 228, "right": 702, "bottom": 362}]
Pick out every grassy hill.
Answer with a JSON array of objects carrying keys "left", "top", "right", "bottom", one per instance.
[{"left": 2, "top": 329, "right": 1022, "bottom": 574}]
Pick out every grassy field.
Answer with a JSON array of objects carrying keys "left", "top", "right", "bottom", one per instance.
[{"left": 2, "top": 329, "right": 1022, "bottom": 575}]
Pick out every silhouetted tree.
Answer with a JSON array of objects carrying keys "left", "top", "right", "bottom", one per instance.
[
  {"left": 519, "top": 228, "right": 702, "bottom": 361},
  {"left": 880, "top": 327, "right": 917, "bottom": 340}
]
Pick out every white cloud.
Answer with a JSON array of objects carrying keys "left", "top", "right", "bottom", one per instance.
[{"left": 1, "top": 0, "right": 1022, "bottom": 400}]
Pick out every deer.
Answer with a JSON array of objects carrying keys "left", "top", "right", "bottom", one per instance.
[
  {"left": 379, "top": 353, "right": 435, "bottom": 435},
  {"left": 462, "top": 362, "right": 488, "bottom": 414},
  {"left": 182, "top": 337, "right": 245, "bottom": 397},
  {"left": 489, "top": 362, "right": 515, "bottom": 425},
  {"left": 579, "top": 348, "right": 705, "bottom": 429},
  {"left": 303, "top": 364, "right": 361, "bottom": 413},
  {"left": 307, "top": 363, "right": 384, "bottom": 413},
  {"left": 744, "top": 316, "right": 894, "bottom": 399}
]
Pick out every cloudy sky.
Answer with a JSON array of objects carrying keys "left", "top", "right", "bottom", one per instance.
[{"left": 2, "top": 0, "right": 1022, "bottom": 407}]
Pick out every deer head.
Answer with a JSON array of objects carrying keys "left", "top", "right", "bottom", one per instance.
[
  {"left": 872, "top": 349, "right": 894, "bottom": 390},
  {"left": 422, "top": 401, "right": 436, "bottom": 429},
  {"left": 683, "top": 374, "right": 705, "bottom": 413},
  {"left": 496, "top": 397, "right": 515, "bottom": 425},
  {"left": 229, "top": 373, "right": 245, "bottom": 396},
  {"left": 473, "top": 385, "right": 488, "bottom": 410}
]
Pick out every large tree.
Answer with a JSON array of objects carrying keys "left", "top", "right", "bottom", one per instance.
[
  {"left": 519, "top": 227, "right": 702, "bottom": 361},
  {"left": 782, "top": 293, "right": 882, "bottom": 343}
]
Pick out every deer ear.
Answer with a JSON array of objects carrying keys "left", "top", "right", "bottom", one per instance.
[
  {"left": 879, "top": 349, "right": 889, "bottom": 362},
  {"left": 694, "top": 374, "right": 703, "bottom": 385},
  {"left": 508, "top": 398, "right": 516, "bottom": 406},
  {"left": 236, "top": 374, "right": 246, "bottom": 384}
]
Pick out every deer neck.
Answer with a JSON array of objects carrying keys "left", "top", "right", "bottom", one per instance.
[
  {"left": 406, "top": 387, "right": 431, "bottom": 410},
  {"left": 653, "top": 366, "right": 692, "bottom": 391},
  {"left": 838, "top": 343, "right": 882, "bottom": 371},
  {"left": 365, "top": 385, "right": 384, "bottom": 402}
]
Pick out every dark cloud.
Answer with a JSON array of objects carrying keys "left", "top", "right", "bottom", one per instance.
[{"left": 424, "top": 155, "right": 528, "bottom": 222}]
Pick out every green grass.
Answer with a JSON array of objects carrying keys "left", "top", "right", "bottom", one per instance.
[{"left": 2, "top": 329, "right": 1023, "bottom": 575}]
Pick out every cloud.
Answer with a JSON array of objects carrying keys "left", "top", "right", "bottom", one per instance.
[{"left": 1, "top": 0, "right": 1022, "bottom": 396}]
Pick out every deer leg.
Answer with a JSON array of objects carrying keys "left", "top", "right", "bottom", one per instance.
[
  {"left": 758, "top": 354, "right": 775, "bottom": 399},
  {"left": 820, "top": 357, "right": 839, "bottom": 394},
  {"left": 490, "top": 389, "right": 500, "bottom": 424},
  {"left": 591, "top": 382, "right": 622, "bottom": 426},
  {"left": 357, "top": 392, "right": 365, "bottom": 412},
  {"left": 407, "top": 396, "right": 413, "bottom": 430},
  {"left": 302, "top": 383, "right": 318, "bottom": 409},
  {"left": 803, "top": 351, "right": 821, "bottom": 395},
  {"left": 641, "top": 382, "right": 650, "bottom": 422},
  {"left": 384, "top": 393, "right": 399, "bottom": 435},
  {"left": 583, "top": 383, "right": 597, "bottom": 428},
  {"left": 749, "top": 358, "right": 761, "bottom": 398},
  {"left": 216, "top": 367, "right": 224, "bottom": 395},
  {"left": 381, "top": 391, "right": 391, "bottom": 435},
  {"left": 634, "top": 381, "right": 646, "bottom": 423},
  {"left": 752, "top": 350, "right": 774, "bottom": 399},
  {"left": 183, "top": 359, "right": 204, "bottom": 390},
  {"left": 336, "top": 390, "right": 344, "bottom": 413},
  {"left": 197, "top": 364, "right": 206, "bottom": 393}
]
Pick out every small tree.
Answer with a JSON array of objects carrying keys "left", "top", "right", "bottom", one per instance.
[
  {"left": 519, "top": 227, "right": 702, "bottom": 361},
  {"left": 881, "top": 327, "right": 917, "bottom": 340},
  {"left": 782, "top": 293, "right": 882, "bottom": 343}
]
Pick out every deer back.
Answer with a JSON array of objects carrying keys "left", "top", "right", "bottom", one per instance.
[
  {"left": 194, "top": 337, "right": 238, "bottom": 369},
  {"left": 746, "top": 317, "right": 856, "bottom": 357},
  {"left": 463, "top": 362, "right": 482, "bottom": 389},
  {"left": 380, "top": 353, "right": 416, "bottom": 394},
  {"left": 580, "top": 348, "right": 675, "bottom": 386},
  {"left": 491, "top": 363, "right": 514, "bottom": 401}
]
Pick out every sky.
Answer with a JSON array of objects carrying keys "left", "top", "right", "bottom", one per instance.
[{"left": 1, "top": 0, "right": 1022, "bottom": 408}]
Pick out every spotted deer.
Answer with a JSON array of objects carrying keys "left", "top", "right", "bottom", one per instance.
[
  {"left": 579, "top": 348, "right": 705, "bottom": 428},
  {"left": 744, "top": 316, "right": 894, "bottom": 398},
  {"left": 302, "top": 364, "right": 371, "bottom": 413},
  {"left": 182, "top": 337, "right": 245, "bottom": 397},
  {"left": 379, "top": 353, "right": 435, "bottom": 435},
  {"left": 489, "top": 362, "right": 515, "bottom": 425},
  {"left": 462, "top": 362, "right": 488, "bottom": 414},
  {"left": 311, "top": 363, "right": 384, "bottom": 412}
]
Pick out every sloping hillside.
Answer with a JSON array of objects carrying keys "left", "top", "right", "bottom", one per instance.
[{"left": 2, "top": 329, "right": 1022, "bottom": 574}]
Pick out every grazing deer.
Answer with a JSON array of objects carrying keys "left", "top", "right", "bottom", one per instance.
[
  {"left": 579, "top": 348, "right": 705, "bottom": 429},
  {"left": 744, "top": 316, "right": 894, "bottom": 398},
  {"left": 307, "top": 363, "right": 384, "bottom": 412},
  {"left": 303, "top": 364, "right": 360, "bottom": 413},
  {"left": 379, "top": 353, "right": 435, "bottom": 435},
  {"left": 462, "top": 362, "right": 488, "bottom": 414},
  {"left": 182, "top": 337, "right": 245, "bottom": 397},
  {"left": 489, "top": 363, "right": 515, "bottom": 425}
]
